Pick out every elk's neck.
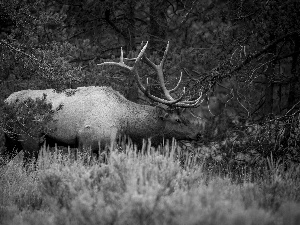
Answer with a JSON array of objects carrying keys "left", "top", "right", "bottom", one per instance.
[{"left": 122, "top": 104, "right": 165, "bottom": 136}]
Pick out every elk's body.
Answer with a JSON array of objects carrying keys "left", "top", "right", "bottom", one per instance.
[{"left": 5, "top": 86, "right": 199, "bottom": 151}]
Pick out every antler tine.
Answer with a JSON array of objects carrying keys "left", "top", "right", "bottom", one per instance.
[
  {"left": 132, "top": 42, "right": 149, "bottom": 93},
  {"left": 144, "top": 93, "right": 186, "bottom": 106},
  {"left": 98, "top": 47, "right": 132, "bottom": 71},
  {"left": 175, "top": 92, "right": 204, "bottom": 108},
  {"left": 135, "top": 41, "right": 149, "bottom": 63},
  {"left": 98, "top": 42, "right": 149, "bottom": 71},
  {"left": 169, "top": 71, "right": 183, "bottom": 93},
  {"left": 142, "top": 78, "right": 185, "bottom": 105},
  {"left": 183, "top": 92, "right": 203, "bottom": 104},
  {"left": 120, "top": 47, "right": 124, "bottom": 63},
  {"left": 160, "top": 41, "right": 170, "bottom": 67}
]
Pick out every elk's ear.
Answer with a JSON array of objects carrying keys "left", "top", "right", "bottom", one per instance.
[
  {"left": 155, "top": 106, "right": 169, "bottom": 120},
  {"left": 161, "top": 112, "right": 170, "bottom": 120}
]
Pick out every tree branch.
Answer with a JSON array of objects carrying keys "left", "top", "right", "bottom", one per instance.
[
  {"left": 229, "top": 30, "right": 300, "bottom": 76},
  {"left": 104, "top": 10, "right": 129, "bottom": 42},
  {"left": 274, "top": 50, "right": 300, "bottom": 62}
]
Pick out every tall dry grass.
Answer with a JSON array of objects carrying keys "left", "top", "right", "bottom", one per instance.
[{"left": 0, "top": 140, "right": 300, "bottom": 225}]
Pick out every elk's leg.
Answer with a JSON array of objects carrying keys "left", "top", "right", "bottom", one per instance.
[
  {"left": 109, "top": 127, "right": 118, "bottom": 151},
  {"left": 78, "top": 125, "right": 101, "bottom": 163},
  {"left": 20, "top": 134, "right": 40, "bottom": 168},
  {"left": 1, "top": 133, "right": 23, "bottom": 165}
]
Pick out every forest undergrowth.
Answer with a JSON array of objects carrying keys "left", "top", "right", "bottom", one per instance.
[{"left": 0, "top": 140, "right": 300, "bottom": 225}]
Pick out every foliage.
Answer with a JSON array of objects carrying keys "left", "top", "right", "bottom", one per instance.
[
  {"left": 190, "top": 112, "right": 300, "bottom": 185},
  {"left": 0, "top": 94, "right": 55, "bottom": 163},
  {"left": 1, "top": 94, "right": 54, "bottom": 139},
  {"left": 0, "top": 144, "right": 300, "bottom": 225},
  {"left": 0, "top": 0, "right": 96, "bottom": 95}
]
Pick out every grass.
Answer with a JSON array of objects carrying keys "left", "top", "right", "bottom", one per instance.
[{"left": 0, "top": 141, "right": 300, "bottom": 225}]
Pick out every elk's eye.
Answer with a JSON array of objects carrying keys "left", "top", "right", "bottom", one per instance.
[{"left": 175, "top": 118, "right": 181, "bottom": 123}]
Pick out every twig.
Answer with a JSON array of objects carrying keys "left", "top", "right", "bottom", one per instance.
[
  {"left": 229, "top": 30, "right": 300, "bottom": 76},
  {"left": 0, "top": 39, "right": 54, "bottom": 74}
]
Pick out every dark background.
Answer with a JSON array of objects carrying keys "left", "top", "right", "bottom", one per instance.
[{"left": 0, "top": 0, "right": 300, "bottom": 163}]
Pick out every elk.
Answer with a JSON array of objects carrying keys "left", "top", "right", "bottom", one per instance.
[
  {"left": 2, "top": 42, "right": 202, "bottom": 164},
  {"left": 2, "top": 42, "right": 236, "bottom": 165}
]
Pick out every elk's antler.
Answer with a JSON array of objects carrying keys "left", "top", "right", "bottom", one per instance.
[{"left": 98, "top": 42, "right": 203, "bottom": 108}]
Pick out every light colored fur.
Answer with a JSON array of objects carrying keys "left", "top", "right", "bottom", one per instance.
[{"left": 5, "top": 86, "right": 200, "bottom": 150}]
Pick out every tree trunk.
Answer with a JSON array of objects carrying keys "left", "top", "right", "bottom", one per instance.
[
  {"left": 149, "top": 0, "right": 168, "bottom": 54},
  {"left": 126, "top": 0, "right": 136, "bottom": 52},
  {"left": 263, "top": 33, "right": 276, "bottom": 117},
  {"left": 148, "top": 0, "right": 168, "bottom": 99},
  {"left": 125, "top": 0, "right": 139, "bottom": 102},
  {"left": 287, "top": 34, "right": 300, "bottom": 111}
]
